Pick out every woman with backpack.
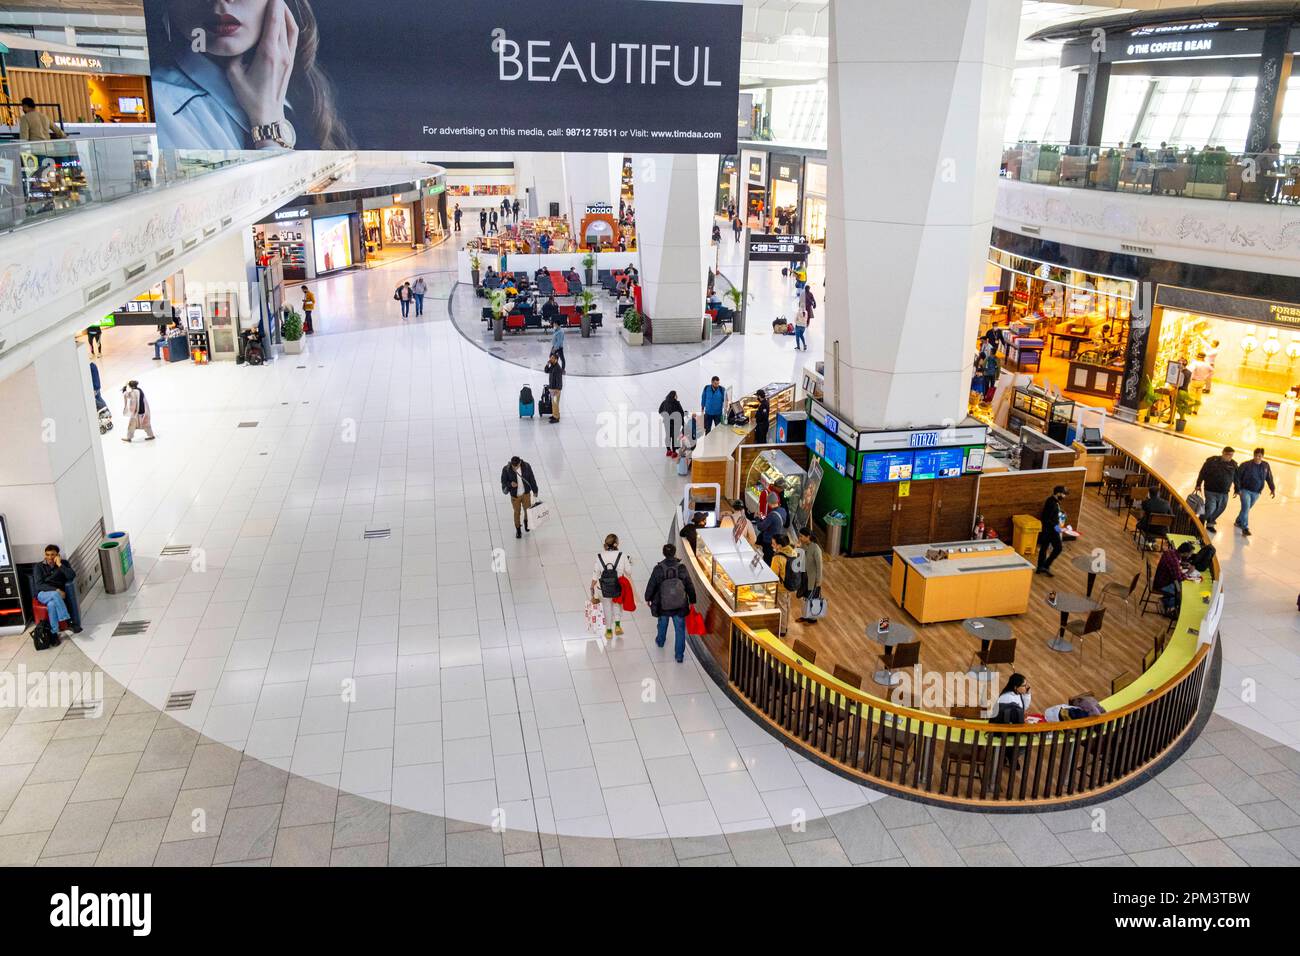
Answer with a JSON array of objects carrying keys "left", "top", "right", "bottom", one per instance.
[
  {"left": 591, "top": 533, "right": 632, "bottom": 639},
  {"left": 769, "top": 534, "right": 802, "bottom": 637},
  {"left": 645, "top": 543, "right": 697, "bottom": 663}
]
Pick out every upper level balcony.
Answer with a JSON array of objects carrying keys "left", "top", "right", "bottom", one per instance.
[
  {"left": 1, "top": 127, "right": 277, "bottom": 233},
  {"left": 1001, "top": 142, "right": 1300, "bottom": 205}
]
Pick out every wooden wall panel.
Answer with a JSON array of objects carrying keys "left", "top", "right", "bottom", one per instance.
[
  {"left": 975, "top": 467, "right": 1087, "bottom": 543},
  {"left": 933, "top": 474, "right": 980, "bottom": 541},
  {"left": 6, "top": 69, "right": 94, "bottom": 124}
]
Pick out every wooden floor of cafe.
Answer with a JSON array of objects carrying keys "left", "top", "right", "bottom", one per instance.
[{"left": 709, "top": 487, "right": 1176, "bottom": 717}]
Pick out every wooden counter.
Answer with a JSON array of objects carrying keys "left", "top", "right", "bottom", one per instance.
[
  {"left": 690, "top": 422, "right": 752, "bottom": 499},
  {"left": 889, "top": 540, "right": 1034, "bottom": 624}
]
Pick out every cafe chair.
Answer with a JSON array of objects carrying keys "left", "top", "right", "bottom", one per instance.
[
  {"left": 1110, "top": 671, "right": 1135, "bottom": 695},
  {"left": 1141, "top": 646, "right": 1158, "bottom": 673},
  {"left": 832, "top": 664, "right": 862, "bottom": 689},
  {"left": 940, "top": 723, "right": 990, "bottom": 796},
  {"left": 949, "top": 706, "right": 986, "bottom": 720},
  {"left": 1137, "top": 512, "right": 1173, "bottom": 553},
  {"left": 1066, "top": 606, "right": 1106, "bottom": 660},
  {"left": 1102, "top": 470, "right": 1129, "bottom": 509},
  {"left": 792, "top": 639, "right": 818, "bottom": 665},
  {"left": 1138, "top": 557, "right": 1164, "bottom": 617},
  {"left": 1123, "top": 487, "right": 1151, "bottom": 531},
  {"left": 875, "top": 712, "right": 916, "bottom": 780},
  {"left": 878, "top": 640, "right": 921, "bottom": 686},
  {"left": 818, "top": 664, "right": 864, "bottom": 754},
  {"left": 970, "top": 637, "right": 1016, "bottom": 677},
  {"left": 1100, "top": 572, "right": 1141, "bottom": 620}
]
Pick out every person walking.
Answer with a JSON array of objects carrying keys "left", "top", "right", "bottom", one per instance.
[
  {"left": 121, "top": 380, "right": 155, "bottom": 442},
  {"left": 34, "top": 544, "right": 81, "bottom": 636},
  {"left": 479, "top": 209, "right": 488, "bottom": 234},
  {"left": 802, "top": 284, "right": 817, "bottom": 325},
  {"left": 489, "top": 209, "right": 499, "bottom": 235},
  {"left": 397, "top": 281, "right": 413, "bottom": 319},
  {"left": 590, "top": 533, "right": 632, "bottom": 639},
  {"left": 18, "top": 97, "right": 65, "bottom": 141},
  {"left": 1233, "top": 447, "right": 1276, "bottom": 537},
  {"left": 981, "top": 349, "right": 1000, "bottom": 403},
  {"left": 412, "top": 276, "right": 427, "bottom": 318},
  {"left": 550, "top": 319, "right": 566, "bottom": 371},
  {"left": 700, "top": 376, "right": 726, "bottom": 434},
  {"left": 301, "top": 286, "right": 315, "bottom": 334},
  {"left": 753, "top": 388, "right": 771, "bottom": 444},
  {"left": 658, "top": 390, "right": 685, "bottom": 458},
  {"left": 1035, "top": 485, "right": 1069, "bottom": 575},
  {"left": 453, "top": 203, "right": 462, "bottom": 232},
  {"left": 512, "top": 198, "right": 521, "bottom": 222},
  {"left": 545, "top": 352, "right": 564, "bottom": 423},
  {"left": 1195, "top": 446, "right": 1238, "bottom": 533},
  {"left": 644, "top": 543, "right": 697, "bottom": 663},
  {"left": 711, "top": 222, "right": 722, "bottom": 244},
  {"left": 794, "top": 526, "right": 824, "bottom": 624},
  {"left": 501, "top": 455, "right": 539, "bottom": 539},
  {"left": 85, "top": 324, "right": 103, "bottom": 357},
  {"left": 793, "top": 305, "right": 808, "bottom": 351},
  {"left": 732, "top": 215, "right": 743, "bottom": 241}
]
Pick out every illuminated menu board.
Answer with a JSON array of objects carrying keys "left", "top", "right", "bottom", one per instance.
[{"left": 860, "top": 451, "right": 914, "bottom": 483}]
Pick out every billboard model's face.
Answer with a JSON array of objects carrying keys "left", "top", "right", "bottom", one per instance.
[{"left": 174, "top": 0, "right": 275, "bottom": 58}]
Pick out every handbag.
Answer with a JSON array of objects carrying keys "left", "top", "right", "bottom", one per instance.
[
  {"left": 584, "top": 600, "right": 606, "bottom": 634},
  {"left": 804, "top": 588, "right": 827, "bottom": 620},
  {"left": 685, "top": 605, "right": 706, "bottom": 636},
  {"left": 526, "top": 498, "right": 551, "bottom": 530},
  {"left": 1185, "top": 490, "right": 1205, "bottom": 516}
]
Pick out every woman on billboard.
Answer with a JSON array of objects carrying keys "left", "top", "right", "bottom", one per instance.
[{"left": 149, "top": 0, "right": 353, "bottom": 150}]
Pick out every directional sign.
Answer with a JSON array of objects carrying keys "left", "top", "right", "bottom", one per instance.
[{"left": 748, "top": 233, "right": 810, "bottom": 262}]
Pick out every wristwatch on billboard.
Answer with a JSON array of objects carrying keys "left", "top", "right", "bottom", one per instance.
[{"left": 251, "top": 119, "right": 296, "bottom": 149}]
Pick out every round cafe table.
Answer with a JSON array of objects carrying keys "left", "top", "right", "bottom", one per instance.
[
  {"left": 1070, "top": 553, "right": 1110, "bottom": 598},
  {"left": 1045, "top": 591, "right": 1098, "bottom": 653},
  {"left": 871, "top": 620, "right": 916, "bottom": 687},
  {"left": 963, "top": 617, "right": 1012, "bottom": 675}
]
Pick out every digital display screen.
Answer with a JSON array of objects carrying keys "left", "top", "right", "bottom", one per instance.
[
  {"left": 0, "top": 516, "right": 10, "bottom": 568},
  {"left": 912, "top": 447, "right": 965, "bottom": 480},
  {"left": 805, "top": 421, "right": 849, "bottom": 477},
  {"left": 860, "top": 450, "right": 913, "bottom": 483},
  {"left": 313, "top": 215, "right": 353, "bottom": 274}
]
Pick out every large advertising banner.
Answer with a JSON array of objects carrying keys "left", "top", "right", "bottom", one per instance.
[{"left": 142, "top": 0, "right": 743, "bottom": 153}]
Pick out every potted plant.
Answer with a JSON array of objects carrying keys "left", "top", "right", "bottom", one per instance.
[
  {"left": 1035, "top": 144, "right": 1061, "bottom": 185},
  {"left": 621, "top": 308, "right": 644, "bottom": 346},
  {"left": 1139, "top": 374, "right": 1158, "bottom": 423},
  {"left": 577, "top": 288, "right": 596, "bottom": 338},
  {"left": 470, "top": 252, "right": 482, "bottom": 289},
  {"left": 1189, "top": 149, "right": 1228, "bottom": 200},
  {"left": 282, "top": 307, "right": 304, "bottom": 354},
  {"left": 581, "top": 251, "right": 597, "bottom": 286},
  {"left": 489, "top": 288, "right": 507, "bottom": 342},
  {"left": 1174, "top": 389, "right": 1196, "bottom": 432}
]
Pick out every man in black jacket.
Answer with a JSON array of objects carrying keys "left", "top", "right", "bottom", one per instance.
[
  {"left": 34, "top": 544, "right": 82, "bottom": 634},
  {"left": 1035, "top": 485, "right": 1069, "bottom": 576},
  {"left": 644, "top": 543, "right": 698, "bottom": 663},
  {"left": 546, "top": 353, "right": 564, "bottom": 424},
  {"left": 501, "top": 456, "right": 539, "bottom": 538},
  {"left": 1194, "top": 446, "right": 1237, "bottom": 533}
]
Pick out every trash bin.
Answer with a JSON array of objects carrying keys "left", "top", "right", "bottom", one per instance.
[
  {"left": 1011, "top": 515, "right": 1041, "bottom": 562},
  {"left": 98, "top": 532, "right": 135, "bottom": 594},
  {"left": 823, "top": 511, "right": 848, "bottom": 559}
]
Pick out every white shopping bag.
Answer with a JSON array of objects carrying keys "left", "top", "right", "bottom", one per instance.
[
  {"left": 585, "top": 600, "right": 606, "bottom": 634},
  {"left": 804, "top": 589, "right": 827, "bottom": 619},
  {"left": 527, "top": 499, "right": 551, "bottom": 530}
]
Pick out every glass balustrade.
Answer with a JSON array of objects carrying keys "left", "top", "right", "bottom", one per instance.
[
  {"left": 0, "top": 133, "right": 279, "bottom": 233},
  {"left": 1001, "top": 142, "right": 1300, "bottom": 203}
]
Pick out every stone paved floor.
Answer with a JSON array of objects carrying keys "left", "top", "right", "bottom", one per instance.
[{"left": 3, "top": 636, "right": 1298, "bottom": 866}]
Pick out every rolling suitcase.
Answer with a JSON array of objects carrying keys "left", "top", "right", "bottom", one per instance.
[
  {"left": 538, "top": 386, "right": 553, "bottom": 417},
  {"left": 519, "top": 385, "right": 535, "bottom": 419}
]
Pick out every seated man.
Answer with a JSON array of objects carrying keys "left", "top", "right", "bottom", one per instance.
[
  {"left": 564, "top": 268, "right": 580, "bottom": 284},
  {"left": 34, "top": 544, "right": 82, "bottom": 635},
  {"left": 541, "top": 296, "right": 560, "bottom": 324},
  {"left": 1138, "top": 491, "right": 1173, "bottom": 533}
]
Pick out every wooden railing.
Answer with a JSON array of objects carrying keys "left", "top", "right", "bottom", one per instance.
[{"left": 705, "top": 436, "right": 1221, "bottom": 807}]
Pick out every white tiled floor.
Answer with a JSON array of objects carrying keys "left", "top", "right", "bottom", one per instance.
[{"left": 71, "top": 228, "right": 1296, "bottom": 840}]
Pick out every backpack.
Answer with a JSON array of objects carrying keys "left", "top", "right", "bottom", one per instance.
[
  {"left": 598, "top": 553, "right": 622, "bottom": 598},
  {"left": 780, "top": 550, "right": 804, "bottom": 591},
  {"left": 658, "top": 563, "right": 688, "bottom": 613},
  {"left": 519, "top": 385, "right": 533, "bottom": 405}
]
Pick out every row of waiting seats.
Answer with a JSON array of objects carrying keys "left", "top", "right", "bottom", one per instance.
[{"left": 480, "top": 302, "right": 604, "bottom": 333}]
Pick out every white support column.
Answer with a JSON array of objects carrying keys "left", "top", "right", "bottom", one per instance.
[
  {"left": 561, "top": 152, "right": 621, "bottom": 224},
  {"left": 514, "top": 153, "right": 568, "bottom": 219},
  {"left": 824, "top": 0, "right": 1019, "bottom": 429},
  {"left": 0, "top": 336, "right": 113, "bottom": 564},
  {"left": 631, "top": 153, "right": 713, "bottom": 344}
]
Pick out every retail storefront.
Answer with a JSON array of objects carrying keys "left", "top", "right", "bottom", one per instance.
[
  {"left": 741, "top": 149, "right": 767, "bottom": 225},
  {"left": 983, "top": 246, "right": 1135, "bottom": 408},
  {"left": 802, "top": 160, "right": 827, "bottom": 246},
  {"left": 716, "top": 156, "right": 739, "bottom": 215},
  {"left": 2, "top": 49, "right": 152, "bottom": 124},
  {"left": 253, "top": 199, "right": 362, "bottom": 282},
  {"left": 442, "top": 162, "right": 516, "bottom": 212},
  {"left": 767, "top": 153, "right": 804, "bottom": 234}
]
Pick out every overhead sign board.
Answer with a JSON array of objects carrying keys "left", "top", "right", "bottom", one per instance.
[
  {"left": 1062, "top": 26, "right": 1264, "bottom": 67},
  {"left": 749, "top": 233, "right": 810, "bottom": 261},
  {"left": 143, "top": 0, "right": 743, "bottom": 153}
]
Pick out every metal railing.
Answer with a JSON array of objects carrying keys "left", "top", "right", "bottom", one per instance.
[
  {"left": 712, "top": 438, "right": 1220, "bottom": 807},
  {"left": 1002, "top": 142, "right": 1300, "bottom": 204},
  {"left": 0, "top": 134, "right": 278, "bottom": 233}
]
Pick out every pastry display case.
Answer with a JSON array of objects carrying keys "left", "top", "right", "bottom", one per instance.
[
  {"left": 735, "top": 381, "right": 797, "bottom": 423},
  {"left": 744, "top": 449, "right": 807, "bottom": 516},
  {"left": 695, "top": 527, "right": 743, "bottom": 581},
  {"left": 711, "top": 552, "right": 778, "bottom": 612},
  {"left": 1008, "top": 385, "right": 1075, "bottom": 441}
]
